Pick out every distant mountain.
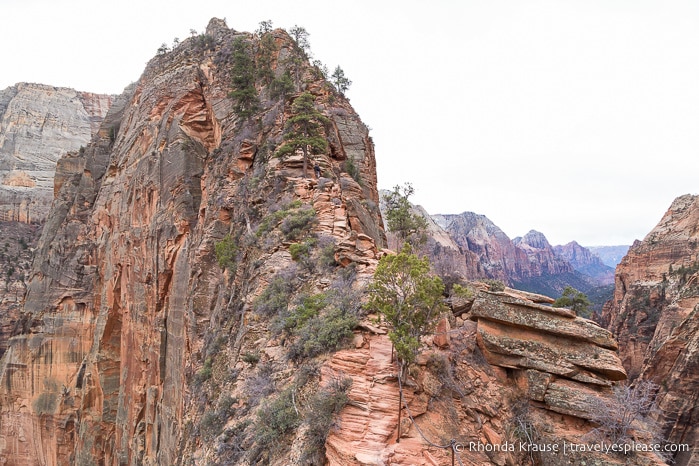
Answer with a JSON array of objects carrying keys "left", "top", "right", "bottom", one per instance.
[
  {"left": 430, "top": 213, "right": 605, "bottom": 298},
  {"left": 587, "top": 245, "right": 630, "bottom": 268},
  {"left": 554, "top": 241, "right": 615, "bottom": 285}
]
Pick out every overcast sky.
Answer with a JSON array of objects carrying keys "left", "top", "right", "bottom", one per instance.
[{"left": 3, "top": 0, "right": 698, "bottom": 246}]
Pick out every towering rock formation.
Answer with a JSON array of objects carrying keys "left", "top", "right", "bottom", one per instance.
[
  {"left": 0, "top": 83, "right": 113, "bottom": 223},
  {"left": 433, "top": 212, "right": 530, "bottom": 282},
  {"left": 431, "top": 213, "right": 600, "bottom": 297},
  {"left": 0, "top": 19, "right": 385, "bottom": 465},
  {"left": 513, "top": 230, "right": 574, "bottom": 277},
  {"left": 604, "top": 194, "right": 699, "bottom": 466}
]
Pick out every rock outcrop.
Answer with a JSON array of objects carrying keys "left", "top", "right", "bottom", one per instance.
[
  {"left": 471, "top": 291, "right": 626, "bottom": 418},
  {"left": 0, "top": 83, "right": 113, "bottom": 223},
  {"left": 604, "top": 194, "right": 699, "bottom": 466},
  {"left": 0, "top": 19, "right": 385, "bottom": 465}
]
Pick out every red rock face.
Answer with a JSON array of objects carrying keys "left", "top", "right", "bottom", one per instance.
[
  {"left": 0, "top": 19, "right": 385, "bottom": 465},
  {"left": 603, "top": 194, "right": 699, "bottom": 466}
]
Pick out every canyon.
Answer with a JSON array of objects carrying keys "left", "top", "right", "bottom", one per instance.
[{"left": 0, "top": 17, "right": 690, "bottom": 466}]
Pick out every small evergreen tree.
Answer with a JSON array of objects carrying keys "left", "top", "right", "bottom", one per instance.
[
  {"left": 255, "top": 19, "right": 273, "bottom": 36},
  {"left": 366, "top": 244, "right": 446, "bottom": 372},
  {"left": 229, "top": 37, "right": 259, "bottom": 119},
  {"left": 553, "top": 286, "right": 592, "bottom": 318},
  {"left": 331, "top": 66, "right": 352, "bottom": 95},
  {"left": 256, "top": 22, "right": 277, "bottom": 85},
  {"left": 365, "top": 244, "right": 446, "bottom": 441},
  {"left": 288, "top": 25, "right": 310, "bottom": 56},
  {"left": 382, "top": 183, "right": 428, "bottom": 247},
  {"left": 276, "top": 92, "right": 329, "bottom": 178}
]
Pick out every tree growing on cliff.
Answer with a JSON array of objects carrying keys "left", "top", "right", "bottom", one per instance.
[
  {"left": 382, "top": 183, "right": 428, "bottom": 248},
  {"left": 276, "top": 92, "right": 328, "bottom": 178},
  {"left": 553, "top": 286, "right": 592, "bottom": 318},
  {"left": 366, "top": 243, "right": 446, "bottom": 441},
  {"left": 331, "top": 66, "right": 352, "bottom": 95},
  {"left": 229, "top": 37, "right": 259, "bottom": 119},
  {"left": 366, "top": 244, "right": 445, "bottom": 370}
]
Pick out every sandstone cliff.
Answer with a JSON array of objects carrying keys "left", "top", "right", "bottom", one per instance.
[
  {"left": 604, "top": 194, "right": 699, "bottom": 466},
  {"left": 0, "top": 83, "right": 113, "bottom": 223},
  {"left": 433, "top": 212, "right": 530, "bottom": 283},
  {"left": 0, "top": 18, "right": 386, "bottom": 465}
]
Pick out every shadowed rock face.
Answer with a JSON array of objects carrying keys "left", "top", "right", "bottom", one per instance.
[
  {"left": 604, "top": 194, "right": 699, "bottom": 466},
  {"left": 0, "top": 83, "right": 113, "bottom": 223},
  {"left": 0, "top": 19, "right": 385, "bottom": 465}
]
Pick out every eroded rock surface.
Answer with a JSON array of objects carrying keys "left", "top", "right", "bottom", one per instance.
[
  {"left": 0, "top": 83, "right": 113, "bottom": 223},
  {"left": 604, "top": 194, "right": 699, "bottom": 466},
  {"left": 471, "top": 291, "right": 626, "bottom": 418}
]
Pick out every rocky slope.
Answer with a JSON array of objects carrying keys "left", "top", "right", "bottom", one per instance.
[
  {"left": 0, "top": 83, "right": 113, "bottom": 223},
  {"left": 604, "top": 194, "right": 699, "bottom": 466},
  {"left": 0, "top": 18, "right": 388, "bottom": 465}
]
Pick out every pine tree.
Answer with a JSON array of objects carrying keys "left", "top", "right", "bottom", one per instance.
[
  {"left": 229, "top": 37, "right": 259, "bottom": 120},
  {"left": 276, "top": 92, "right": 329, "bottom": 178},
  {"left": 331, "top": 66, "right": 352, "bottom": 95}
]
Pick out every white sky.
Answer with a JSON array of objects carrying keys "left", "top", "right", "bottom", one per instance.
[{"left": 3, "top": 0, "right": 698, "bottom": 246}]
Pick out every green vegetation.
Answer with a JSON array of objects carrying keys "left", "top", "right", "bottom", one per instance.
[
  {"left": 282, "top": 293, "right": 327, "bottom": 333},
  {"left": 302, "top": 376, "right": 352, "bottom": 463},
  {"left": 201, "top": 394, "right": 237, "bottom": 440},
  {"left": 331, "top": 65, "right": 352, "bottom": 95},
  {"left": 229, "top": 37, "right": 259, "bottom": 119},
  {"left": 484, "top": 279, "right": 506, "bottom": 292},
  {"left": 255, "top": 20, "right": 277, "bottom": 85},
  {"left": 241, "top": 352, "right": 261, "bottom": 365},
  {"left": 288, "top": 307, "right": 357, "bottom": 361},
  {"left": 253, "top": 275, "right": 294, "bottom": 316},
  {"left": 270, "top": 70, "right": 295, "bottom": 102},
  {"left": 215, "top": 234, "right": 237, "bottom": 271},
  {"left": 254, "top": 388, "right": 300, "bottom": 455},
  {"left": 366, "top": 244, "right": 446, "bottom": 371},
  {"left": 451, "top": 283, "right": 474, "bottom": 300},
  {"left": 276, "top": 92, "right": 329, "bottom": 178},
  {"left": 255, "top": 201, "right": 315, "bottom": 240},
  {"left": 280, "top": 205, "right": 316, "bottom": 240},
  {"left": 195, "top": 357, "right": 213, "bottom": 384},
  {"left": 343, "top": 157, "right": 361, "bottom": 183},
  {"left": 382, "top": 183, "right": 428, "bottom": 247},
  {"left": 553, "top": 286, "right": 592, "bottom": 318}
]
